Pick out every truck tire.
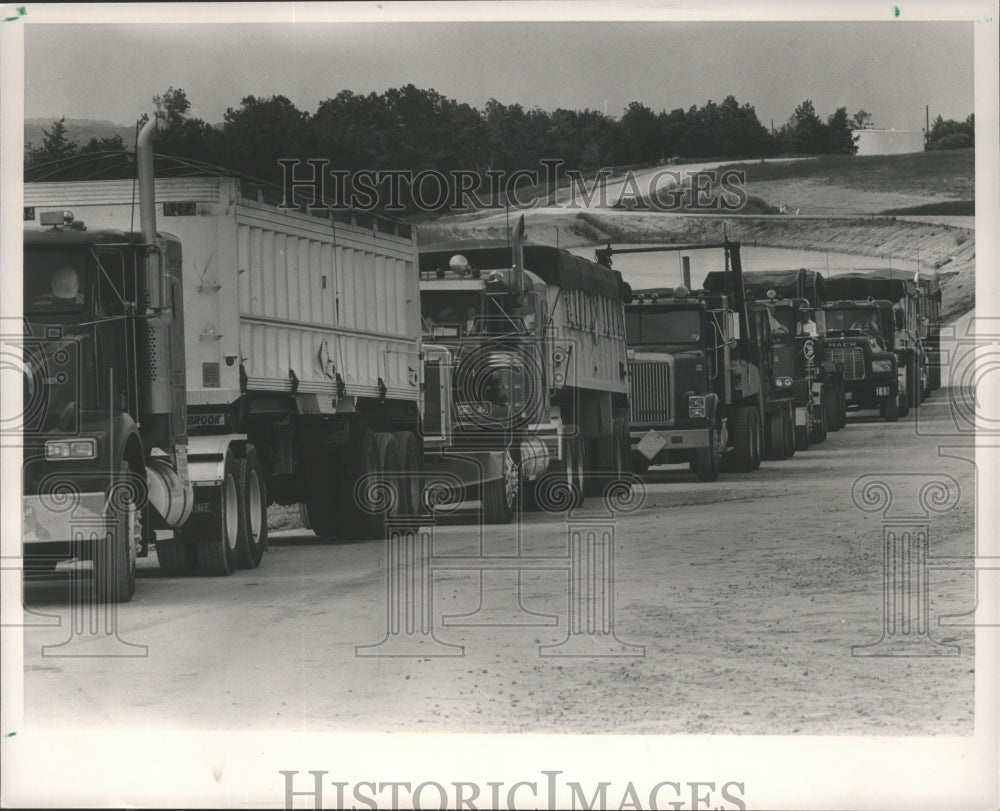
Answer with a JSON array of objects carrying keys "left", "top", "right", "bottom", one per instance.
[
  {"left": 898, "top": 361, "right": 911, "bottom": 418},
  {"left": 304, "top": 495, "right": 336, "bottom": 538},
  {"left": 392, "top": 430, "right": 424, "bottom": 519},
  {"left": 810, "top": 394, "right": 828, "bottom": 444},
  {"left": 196, "top": 449, "right": 241, "bottom": 576},
  {"left": 782, "top": 409, "right": 795, "bottom": 458},
  {"left": 825, "top": 387, "right": 841, "bottom": 432},
  {"left": 764, "top": 411, "right": 787, "bottom": 461},
  {"left": 155, "top": 538, "right": 198, "bottom": 576},
  {"left": 694, "top": 425, "right": 722, "bottom": 481},
  {"left": 731, "top": 406, "right": 761, "bottom": 472},
  {"left": 482, "top": 449, "right": 519, "bottom": 524},
  {"left": 344, "top": 429, "right": 391, "bottom": 540},
  {"left": 298, "top": 503, "right": 312, "bottom": 530},
  {"left": 881, "top": 394, "right": 900, "bottom": 422},
  {"left": 907, "top": 355, "right": 920, "bottom": 411},
  {"left": 586, "top": 428, "right": 622, "bottom": 497},
  {"left": 92, "top": 459, "right": 139, "bottom": 602},
  {"left": 235, "top": 445, "right": 267, "bottom": 569}
]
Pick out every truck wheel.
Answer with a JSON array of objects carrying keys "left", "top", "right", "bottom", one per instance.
[
  {"left": 907, "top": 356, "right": 920, "bottom": 411},
  {"left": 197, "top": 449, "right": 240, "bottom": 576},
  {"left": 765, "top": 410, "right": 788, "bottom": 462},
  {"left": 694, "top": 425, "right": 722, "bottom": 481},
  {"left": 298, "top": 503, "right": 312, "bottom": 530},
  {"left": 93, "top": 460, "right": 139, "bottom": 603},
  {"left": 750, "top": 408, "right": 762, "bottom": 471},
  {"left": 482, "top": 449, "right": 519, "bottom": 524},
  {"left": 783, "top": 409, "right": 796, "bottom": 457},
  {"left": 730, "top": 406, "right": 760, "bottom": 472},
  {"left": 810, "top": 394, "right": 828, "bottom": 444},
  {"left": 825, "top": 387, "right": 841, "bottom": 432},
  {"left": 898, "top": 362, "right": 911, "bottom": 418},
  {"left": 881, "top": 394, "right": 900, "bottom": 422},
  {"left": 347, "top": 429, "right": 391, "bottom": 540},
  {"left": 585, "top": 430, "right": 621, "bottom": 497},
  {"left": 235, "top": 445, "right": 267, "bottom": 569},
  {"left": 155, "top": 537, "right": 198, "bottom": 576},
  {"left": 393, "top": 430, "right": 423, "bottom": 518},
  {"left": 305, "top": 494, "right": 336, "bottom": 538}
]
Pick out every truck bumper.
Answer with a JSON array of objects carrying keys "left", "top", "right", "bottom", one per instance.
[
  {"left": 631, "top": 427, "right": 709, "bottom": 462},
  {"left": 23, "top": 492, "right": 108, "bottom": 545}
]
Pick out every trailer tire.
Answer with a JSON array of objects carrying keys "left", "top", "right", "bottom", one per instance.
[
  {"left": 794, "top": 415, "right": 811, "bottom": 452},
  {"left": 304, "top": 497, "right": 336, "bottom": 538},
  {"left": 235, "top": 445, "right": 267, "bottom": 569},
  {"left": 92, "top": 459, "right": 139, "bottom": 602},
  {"left": 907, "top": 355, "right": 920, "bottom": 411},
  {"left": 482, "top": 449, "right": 519, "bottom": 524},
  {"left": 155, "top": 538, "right": 198, "bottom": 576},
  {"left": 392, "top": 430, "right": 423, "bottom": 518},
  {"left": 586, "top": 427, "right": 623, "bottom": 497},
  {"left": 196, "top": 449, "right": 240, "bottom": 576},
  {"left": 343, "top": 429, "right": 391, "bottom": 541},
  {"left": 731, "top": 406, "right": 761, "bottom": 472}
]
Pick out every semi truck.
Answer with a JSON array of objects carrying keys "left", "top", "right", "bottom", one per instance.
[
  {"left": 418, "top": 221, "right": 632, "bottom": 522},
  {"left": 740, "top": 269, "right": 848, "bottom": 450},
  {"left": 825, "top": 272, "right": 929, "bottom": 412},
  {"left": 21, "top": 118, "right": 427, "bottom": 600},
  {"left": 600, "top": 240, "right": 776, "bottom": 482}
]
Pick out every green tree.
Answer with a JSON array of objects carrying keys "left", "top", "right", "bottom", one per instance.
[
  {"left": 25, "top": 117, "right": 78, "bottom": 167},
  {"left": 826, "top": 107, "right": 858, "bottom": 155}
]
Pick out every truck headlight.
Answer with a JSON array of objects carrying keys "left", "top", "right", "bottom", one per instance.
[
  {"left": 872, "top": 359, "right": 893, "bottom": 373},
  {"left": 688, "top": 395, "right": 706, "bottom": 418},
  {"left": 775, "top": 377, "right": 793, "bottom": 387},
  {"left": 45, "top": 438, "right": 97, "bottom": 460}
]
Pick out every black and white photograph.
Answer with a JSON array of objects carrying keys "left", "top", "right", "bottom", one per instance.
[{"left": 1, "top": 2, "right": 998, "bottom": 809}]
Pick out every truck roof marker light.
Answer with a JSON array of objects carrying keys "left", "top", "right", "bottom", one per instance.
[
  {"left": 766, "top": 289, "right": 777, "bottom": 299},
  {"left": 636, "top": 293, "right": 645, "bottom": 302}
]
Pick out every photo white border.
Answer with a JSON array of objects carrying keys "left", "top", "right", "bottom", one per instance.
[{"left": 2, "top": 2, "right": 997, "bottom": 808}]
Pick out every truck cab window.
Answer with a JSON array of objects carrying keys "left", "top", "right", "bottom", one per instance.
[
  {"left": 95, "top": 252, "right": 130, "bottom": 316},
  {"left": 24, "top": 250, "right": 87, "bottom": 314}
]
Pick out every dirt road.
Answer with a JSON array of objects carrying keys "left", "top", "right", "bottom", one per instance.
[{"left": 20, "top": 370, "right": 977, "bottom": 736}]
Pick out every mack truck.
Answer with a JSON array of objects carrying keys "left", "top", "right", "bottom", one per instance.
[
  {"left": 22, "top": 118, "right": 429, "bottom": 600},
  {"left": 598, "top": 240, "right": 784, "bottom": 482},
  {"left": 418, "top": 221, "right": 632, "bottom": 522},
  {"left": 819, "top": 297, "right": 905, "bottom": 421},
  {"left": 825, "top": 272, "right": 930, "bottom": 414},
  {"left": 740, "top": 268, "right": 848, "bottom": 451}
]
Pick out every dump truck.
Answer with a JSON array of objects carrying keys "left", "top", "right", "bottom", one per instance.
[
  {"left": 21, "top": 119, "right": 427, "bottom": 599},
  {"left": 418, "top": 222, "right": 632, "bottom": 522},
  {"left": 820, "top": 297, "right": 905, "bottom": 421},
  {"left": 740, "top": 269, "right": 848, "bottom": 450},
  {"left": 601, "top": 240, "right": 779, "bottom": 481},
  {"left": 825, "top": 272, "right": 928, "bottom": 412}
]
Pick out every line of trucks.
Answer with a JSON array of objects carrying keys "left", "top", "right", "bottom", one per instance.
[{"left": 17, "top": 121, "right": 942, "bottom": 601}]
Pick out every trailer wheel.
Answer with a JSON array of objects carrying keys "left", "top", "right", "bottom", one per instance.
[
  {"left": 392, "top": 430, "right": 424, "bottom": 519},
  {"left": 196, "top": 449, "right": 240, "bottom": 576},
  {"left": 155, "top": 537, "right": 198, "bottom": 576},
  {"left": 304, "top": 497, "right": 337, "bottom": 538},
  {"left": 907, "top": 355, "right": 920, "bottom": 411},
  {"left": 92, "top": 460, "right": 139, "bottom": 602},
  {"left": 482, "top": 449, "right": 519, "bottom": 524},
  {"left": 235, "top": 445, "right": 268, "bottom": 569},
  {"left": 694, "top": 424, "right": 722, "bottom": 481},
  {"left": 810, "top": 393, "right": 828, "bottom": 444},
  {"left": 880, "top": 394, "right": 900, "bottom": 422},
  {"left": 730, "top": 406, "right": 761, "bottom": 472},
  {"left": 346, "top": 430, "right": 393, "bottom": 540}
]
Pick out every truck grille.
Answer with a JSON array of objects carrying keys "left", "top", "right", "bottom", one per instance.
[
  {"left": 828, "top": 345, "right": 865, "bottom": 381},
  {"left": 629, "top": 361, "right": 672, "bottom": 424}
]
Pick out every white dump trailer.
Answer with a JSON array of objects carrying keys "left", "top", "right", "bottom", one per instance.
[{"left": 25, "top": 161, "right": 428, "bottom": 579}]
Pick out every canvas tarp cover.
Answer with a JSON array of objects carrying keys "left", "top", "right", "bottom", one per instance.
[
  {"left": 419, "top": 241, "right": 626, "bottom": 300},
  {"left": 825, "top": 273, "right": 916, "bottom": 302}
]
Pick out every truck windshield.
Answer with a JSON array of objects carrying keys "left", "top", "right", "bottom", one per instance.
[
  {"left": 626, "top": 309, "right": 701, "bottom": 344},
  {"left": 770, "top": 306, "right": 794, "bottom": 334},
  {"left": 825, "top": 307, "right": 883, "bottom": 336},
  {"left": 24, "top": 249, "right": 87, "bottom": 314},
  {"left": 422, "top": 293, "right": 480, "bottom": 332}
]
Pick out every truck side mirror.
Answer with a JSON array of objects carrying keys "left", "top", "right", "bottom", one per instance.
[{"left": 894, "top": 310, "right": 904, "bottom": 330}]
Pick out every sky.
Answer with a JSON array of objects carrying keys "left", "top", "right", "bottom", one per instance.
[{"left": 23, "top": 18, "right": 974, "bottom": 132}]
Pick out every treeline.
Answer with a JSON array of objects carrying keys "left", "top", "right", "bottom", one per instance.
[
  {"left": 925, "top": 113, "right": 975, "bottom": 150},
  {"left": 27, "top": 86, "right": 869, "bottom": 210}
]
